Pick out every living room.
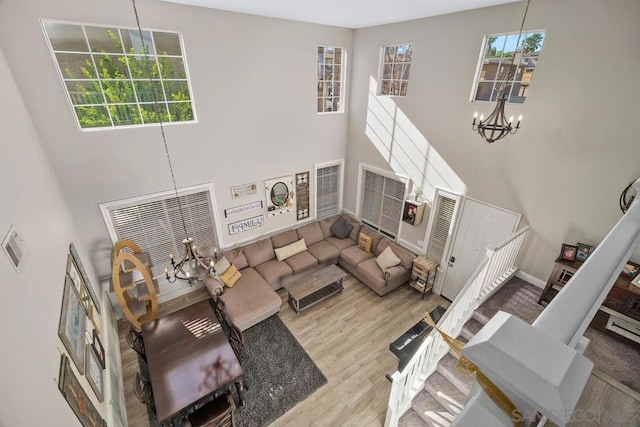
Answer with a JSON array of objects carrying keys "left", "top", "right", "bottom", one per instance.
[{"left": 1, "top": 0, "right": 639, "bottom": 425}]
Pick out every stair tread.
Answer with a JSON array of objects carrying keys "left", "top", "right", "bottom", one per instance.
[
  {"left": 424, "top": 371, "right": 470, "bottom": 417},
  {"left": 460, "top": 317, "right": 484, "bottom": 341},
  {"left": 437, "top": 353, "right": 476, "bottom": 396},
  {"left": 412, "top": 389, "right": 455, "bottom": 426},
  {"left": 398, "top": 408, "right": 428, "bottom": 427}
]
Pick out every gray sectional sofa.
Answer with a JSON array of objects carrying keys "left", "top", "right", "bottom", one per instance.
[{"left": 206, "top": 213, "right": 417, "bottom": 331}]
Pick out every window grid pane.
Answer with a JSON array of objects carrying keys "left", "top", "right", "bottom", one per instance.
[
  {"left": 380, "top": 44, "right": 413, "bottom": 96},
  {"left": 43, "top": 20, "right": 196, "bottom": 130},
  {"left": 360, "top": 169, "right": 406, "bottom": 238},
  {"left": 316, "top": 164, "right": 340, "bottom": 219},
  {"left": 473, "top": 31, "right": 545, "bottom": 104},
  {"left": 317, "top": 45, "right": 345, "bottom": 113}
]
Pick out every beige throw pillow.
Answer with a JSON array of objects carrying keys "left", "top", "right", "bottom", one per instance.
[
  {"left": 274, "top": 238, "right": 307, "bottom": 261},
  {"left": 220, "top": 264, "right": 242, "bottom": 287},
  {"left": 376, "top": 246, "right": 402, "bottom": 272},
  {"left": 214, "top": 256, "right": 231, "bottom": 276}
]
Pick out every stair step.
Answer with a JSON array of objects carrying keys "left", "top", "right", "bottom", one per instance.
[
  {"left": 412, "top": 389, "right": 455, "bottom": 426},
  {"left": 398, "top": 408, "right": 428, "bottom": 427},
  {"left": 460, "top": 317, "right": 485, "bottom": 341},
  {"left": 437, "top": 353, "right": 476, "bottom": 396},
  {"left": 424, "top": 371, "right": 470, "bottom": 418}
]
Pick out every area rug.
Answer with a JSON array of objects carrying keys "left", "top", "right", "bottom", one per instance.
[
  {"left": 475, "top": 277, "right": 640, "bottom": 394},
  {"left": 235, "top": 315, "right": 327, "bottom": 427}
]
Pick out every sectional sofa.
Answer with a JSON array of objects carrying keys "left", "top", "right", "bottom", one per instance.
[{"left": 205, "top": 213, "right": 417, "bottom": 331}]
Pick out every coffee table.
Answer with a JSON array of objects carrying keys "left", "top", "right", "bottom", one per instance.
[{"left": 284, "top": 264, "right": 347, "bottom": 314}]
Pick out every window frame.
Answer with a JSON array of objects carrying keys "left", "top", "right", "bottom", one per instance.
[
  {"left": 317, "top": 45, "right": 346, "bottom": 114},
  {"left": 40, "top": 19, "right": 198, "bottom": 131},
  {"left": 356, "top": 163, "right": 409, "bottom": 239},
  {"left": 99, "top": 183, "right": 222, "bottom": 279},
  {"left": 314, "top": 159, "right": 344, "bottom": 219},
  {"left": 378, "top": 43, "right": 414, "bottom": 97},
  {"left": 470, "top": 29, "right": 546, "bottom": 104}
]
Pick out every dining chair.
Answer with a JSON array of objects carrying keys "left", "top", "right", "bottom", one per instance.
[
  {"left": 126, "top": 325, "right": 146, "bottom": 362},
  {"left": 133, "top": 372, "right": 155, "bottom": 413},
  {"left": 186, "top": 390, "right": 236, "bottom": 427},
  {"left": 228, "top": 322, "right": 244, "bottom": 364}
]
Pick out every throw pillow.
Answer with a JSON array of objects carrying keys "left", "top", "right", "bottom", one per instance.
[
  {"left": 358, "top": 232, "right": 373, "bottom": 253},
  {"left": 214, "top": 256, "right": 231, "bottom": 276},
  {"left": 274, "top": 238, "right": 307, "bottom": 261},
  {"left": 376, "top": 246, "right": 402, "bottom": 272},
  {"left": 220, "top": 264, "right": 242, "bottom": 287},
  {"left": 330, "top": 215, "right": 353, "bottom": 239}
]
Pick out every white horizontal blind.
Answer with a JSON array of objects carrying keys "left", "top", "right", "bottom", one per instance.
[
  {"left": 426, "top": 195, "right": 457, "bottom": 264},
  {"left": 108, "top": 190, "right": 218, "bottom": 277},
  {"left": 361, "top": 170, "right": 406, "bottom": 238},
  {"left": 316, "top": 164, "right": 340, "bottom": 219}
]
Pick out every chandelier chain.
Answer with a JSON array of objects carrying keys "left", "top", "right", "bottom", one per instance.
[
  {"left": 504, "top": 0, "right": 531, "bottom": 97},
  {"left": 131, "top": 0, "right": 189, "bottom": 240}
]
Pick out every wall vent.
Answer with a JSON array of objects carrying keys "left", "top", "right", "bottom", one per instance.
[{"left": 3, "top": 225, "right": 26, "bottom": 271}]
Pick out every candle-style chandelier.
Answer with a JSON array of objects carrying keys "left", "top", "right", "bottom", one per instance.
[
  {"left": 131, "top": 0, "right": 217, "bottom": 286},
  {"left": 472, "top": 0, "right": 531, "bottom": 143}
]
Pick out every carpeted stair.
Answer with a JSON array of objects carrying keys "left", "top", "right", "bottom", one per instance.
[{"left": 398, "top": 277, "right": 546, "bottom": 427}]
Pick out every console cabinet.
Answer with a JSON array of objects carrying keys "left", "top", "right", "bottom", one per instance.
[{"left": 539, "top": 257, "right": 640, "bottom": 345}]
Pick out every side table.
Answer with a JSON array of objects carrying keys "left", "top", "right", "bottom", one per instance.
[{"left": 409, "top": 255, "right": 438, "bottom": 299}]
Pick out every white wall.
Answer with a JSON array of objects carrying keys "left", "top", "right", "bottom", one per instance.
[
  {"left": 0, "top": 45, "right": 105, "bottom": 426},
  {"left": 0, "top": 0, "right": 353, "bottom": 279},
  {"left": 346, "top": 0, "right": 640, "bottom": 281}
]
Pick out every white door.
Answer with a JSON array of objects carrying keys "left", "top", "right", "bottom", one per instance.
[{"left": 440, "top": 198, "right": 520, "bottom": 301}]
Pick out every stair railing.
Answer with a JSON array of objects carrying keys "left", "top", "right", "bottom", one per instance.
[{"left": 384, "top": 226, "right": 530, "bottom": 427}]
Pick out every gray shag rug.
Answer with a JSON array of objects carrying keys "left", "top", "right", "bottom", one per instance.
[
  {"left": 235, "top": 315, "right": 327, "bottom": 427},
  {"left": 476, "top": 277, "right": 640, "bottom": 393}
]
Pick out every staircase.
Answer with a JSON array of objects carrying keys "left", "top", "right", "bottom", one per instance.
[{"left": 398, "top": 277, "right": 544, "bottom": 426}]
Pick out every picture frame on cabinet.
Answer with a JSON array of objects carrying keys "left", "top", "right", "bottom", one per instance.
[{"left": 561, "top": 244, "right": 577, "bottom": 262}]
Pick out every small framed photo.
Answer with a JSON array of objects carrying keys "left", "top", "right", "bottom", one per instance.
[
  {"left": 631, "top": 274, "right": 640, "bottom": 288},
  {"left": 561, "top": 244, "right": 578, "bottom": 261},
  {"left": 575, "top": 243, "right": 593, "bottom": 262},
  {"left": 92, "top": 329, "right": 105, "bottom": 369},
  {"left": 621, "top": 261, "right": 640, "bottom": 278},
  {"left": 85, "top": 343, "right": 104, "bottom": 402}
]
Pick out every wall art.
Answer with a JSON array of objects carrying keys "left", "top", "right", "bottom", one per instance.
[
  {"left": 265, "top": 176, "right": 295, "bottom": 217},
  {"left": 296, "top": 172, "right": 310, "bottom": 220},
  {"left": 228, "top": 215, "right": 264, "bottom": 235},
  {"left": 58, "top": 275, "right": 86, "bottom": 375},
  {"left": 224, "top": 201, "right": 263, "bottom": 218},
  {"left": 231, "top": 182, "right": 258, "bottom": 199},
  {"left": 58, "top": 355, "right": 106, "bottom": 427},
  {"left": 70, "top": 243, "right": 101, "bottom": 314},
  {"left": 85, "top": 343, "right": 103, "bottom": 402}
]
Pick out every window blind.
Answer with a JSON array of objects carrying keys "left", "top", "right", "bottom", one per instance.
[
  {"left": 426, "top": 195, "right": 457, "bottom": 264},
  {"left": 108, "top": 190, "right": 218, "bottom": 278},
  {"left": 361, "top": 169, "right": 406, "bottom": 238},
  {"left": 316, "top": 164, "right": 340, "bottom": 218}
]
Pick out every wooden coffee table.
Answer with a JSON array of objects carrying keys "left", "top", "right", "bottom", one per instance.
[{"left": 285, "top": 264, "right": 347, "bottom": 314}]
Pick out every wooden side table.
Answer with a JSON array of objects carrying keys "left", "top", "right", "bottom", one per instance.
[{"left": 409, "top": 255, "right": 438, "bottom": 299}]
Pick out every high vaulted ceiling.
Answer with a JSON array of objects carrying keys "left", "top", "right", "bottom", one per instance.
[{"left": 159, "top": 0, "right": 520, "bottom": 29}]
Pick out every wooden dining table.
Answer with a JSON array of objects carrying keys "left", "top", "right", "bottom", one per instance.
[{"left": 142, "top": 299, "right": 245, "bottom": 424}]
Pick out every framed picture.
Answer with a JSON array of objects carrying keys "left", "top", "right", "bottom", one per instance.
[
  {"left": 70, "top": 243, "right": 101, "bottom": 314},
  {"left": 631, "top": 274, "right": 640, "bottom": 288},
  {"left": 58, "top": 355, "right": 106, "bottom": 427},
  {"left": 85, "top": 343, "right": 104, "bottom": 402},
  {"left": 66, "top": 253, "right": 83, "bottom": 292},
  {"left": 575, "top": 243, "right": 593, "bottom": 262},
  {"left": 92, "top": 329, "right": 105, "bottom": 370},
  {"left": 621, "top": 261, "right": 640, "bottom": 278},
  {"left": 58, "top": 276, "right": 86, "bottom": 375},
  {"left": 561, "top": 244, "right": 577, "bottom": 261}
]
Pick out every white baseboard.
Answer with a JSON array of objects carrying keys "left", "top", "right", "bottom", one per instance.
[
  {"left": 515, "top": 270, "right": 546, "bottom": 288},
  {"left": 341, "top": 208, "right": 356, "bottom": 217}
]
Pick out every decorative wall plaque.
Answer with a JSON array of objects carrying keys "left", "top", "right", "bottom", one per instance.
[
  {"left": 224, "top": 201, "right": 263, "bottom": 218},
  {"left": 231, "top": 182, "right": 258, "bottom": 199},
  {"left": 228, "top": 215, "right": 265, "bottom": 235},
  {"left": 58, "top": 355, "right": 106, "bottom": 427},
  {"left": 296, "top": 172, "right": 310, "bottom": 220}
]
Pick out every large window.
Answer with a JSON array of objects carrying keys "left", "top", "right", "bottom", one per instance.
[
  {"left": 317, "top": 46, "right": 345, "bottom": 113},
  {"left": 315, "top": 160, "right": 343, "bottom": 219},
  {"left": 359, "top": 167, "right": 407, "bottom": 238},
  {"left": 472, "top": 31, "right": 545, "bottom": 103},
  {"left": 42, "top": 20, "right": 196, "bottom": 130},
  {"left": 100, "top": 185, "right": 218, "bottom": 278},
  {"left": 379, "top": 44, "right": 413, "bottom": 96}
]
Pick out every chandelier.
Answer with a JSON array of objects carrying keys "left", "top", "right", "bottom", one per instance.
[
  {"left": 131, "top": 0, "right": 217, "bottom": 286},
  {"left": 472, "top": 0, "right": 531, "bottom": 143}
]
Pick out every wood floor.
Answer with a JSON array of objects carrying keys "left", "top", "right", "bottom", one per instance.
[{"left": 118, "top": 275, "right": 640, "bottom": 427}]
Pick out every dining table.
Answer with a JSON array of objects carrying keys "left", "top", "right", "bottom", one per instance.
[{"left": 142, "top": 298, "right": 245, "bottom": 425}]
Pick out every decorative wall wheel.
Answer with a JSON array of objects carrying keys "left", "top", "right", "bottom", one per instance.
[{"left": 112, "top": 240, "right": 158, "bottom": 330}]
